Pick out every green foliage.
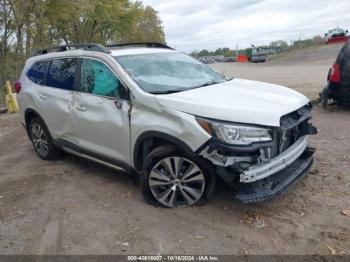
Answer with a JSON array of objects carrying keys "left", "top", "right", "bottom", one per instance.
[
  {"left": 192, "top": 48, "right": 236, "bottom": 58},
  {"left": 193, "top": 36, "right": 325, "bottom": 59},
  {"left": 270, "top": 40, "right": 289, "bottom": 52},
  {"left": 0, "top": 0, "right": 165, "bottom": 103},
  {"left": 292, "top": 37, "right": 324, "bottom": 49}
]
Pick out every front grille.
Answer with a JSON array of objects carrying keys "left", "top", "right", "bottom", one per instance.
[
  {"left": 278, "top": 104, "right": 312, "bottom": 153},
  {"left": 279, "top": 123, "right": 304, "bottom": 152}
]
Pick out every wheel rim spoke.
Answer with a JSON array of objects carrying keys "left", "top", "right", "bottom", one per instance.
[
  {"left": 149, "top": 178, "right": 171, "bottom": 188},
  {"left": 172, "top": 157, "right": 183, "bottom": 177},
  {"left": 158, "top": 187, "right": 173, "bottom": 203},
  {"left": 41, "top": 139, "right": 48, "bottom": 146},
  {"left": 182, "top": 185, "right": 203, "bottom": 200},
  {"left": 33, "top": 138, "right": 40, "bottom": 146},
  {"left": 160, "top": 158, "right": 175, "bottom": 178},
  {"left": 32, "top": 125, "right": 40, "bottom": 138},
  {"left": 149, "top": 169, "right": 170, "bottom": 182},
  {"left": 31, "top": 124, "right": 48, "bottom": 157},
  {"left": 149, "top": 156, "right": 205, "bottom": 208},
  {"left": 41, "top": 142, "right": 48, "bottom": 152},
  {"left": 181, "top": 164, "right": 200, "bottom": 181},
  {"left": 183, "top": 173, "right": 205, "bottom": 183},
  {"left": 179, "top": 187, "right": 195, "bottom": 205},
  {"left": 38, "top": 127, "right": 43, "bottom": 138}
]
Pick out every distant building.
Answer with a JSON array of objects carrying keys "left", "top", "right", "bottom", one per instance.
[{"left": 252, "top": 46, "right": 281, "bottom": 55}]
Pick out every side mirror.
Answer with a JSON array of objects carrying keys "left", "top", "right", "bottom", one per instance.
[
  {"left": 325, "top": 33, "right": 328, "bottom": 37},
  {"left": 346, "top": 30, "right": 348, "bottom": 33}
]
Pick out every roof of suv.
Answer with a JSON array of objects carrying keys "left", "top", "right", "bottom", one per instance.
[
  {"left": 29, "top": 42, "right": 175, "bottom": 60},
  {"left": 110, "top": 47, "right": 176, "bottom": 57},
  {"left": 26, "top": 45, "right": 177, "bottom": 66},
  {"left": 27, "top": 48, "right": 176, "bottom": 65}
]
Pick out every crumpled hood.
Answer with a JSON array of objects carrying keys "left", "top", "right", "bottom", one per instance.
[{"left": 156, "top": 78, "right": 310, "bottom": 127}]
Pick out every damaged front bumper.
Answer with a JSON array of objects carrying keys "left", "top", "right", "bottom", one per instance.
[
  {"left": 197, "top": 104, "right": 317, "bottom": 203},
  {"left": 199, "top": 135, "right": 315, "bottom": 203},
  {"left": 241, "top": 136, "right": 309, "bottom": 183},
  {"left": 236, "top": 147, "right": 314, "bottom": 203}
]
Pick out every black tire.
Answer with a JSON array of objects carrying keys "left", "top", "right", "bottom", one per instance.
[
  {"left": 321, "top": 87, "right": 329, "bottom": 109},
  {"left": 141, "top": 145, "right": 216, "bottom": 208},
  {"left": 29, "top": 117, "right": 61, "bottom": 160}
]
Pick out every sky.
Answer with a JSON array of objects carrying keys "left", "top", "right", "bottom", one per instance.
[{"left": 141, "top": 0, "right": 350, "bottom": 52}]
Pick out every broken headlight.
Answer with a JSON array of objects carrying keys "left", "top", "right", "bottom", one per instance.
[{"left": 196, "top": 117, "right": 272, "bottom": 145}]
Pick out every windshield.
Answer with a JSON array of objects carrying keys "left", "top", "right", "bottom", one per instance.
[
  {"left": 329, "top": 29, "right": 344, "bottom": 34},
  {"left": 114, "top": 52, "right": 226, "bottom": 94}
]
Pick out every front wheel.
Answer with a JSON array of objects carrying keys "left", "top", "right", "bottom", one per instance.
[{"left": 141, "top": 145, "right": 215, "bottom": 208}]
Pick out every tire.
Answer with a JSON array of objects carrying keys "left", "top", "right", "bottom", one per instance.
[
  {"left": 321, "top": 86, "right": 329, "bottom": 109},
  {"left": 29, "top": 117, "right": 61, "bottom": 160},
  {"left": 141, "top": 145, "right": 216, "bottom": 208}
]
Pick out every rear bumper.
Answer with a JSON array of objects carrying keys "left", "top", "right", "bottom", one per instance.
[{"left": 235, "top": 147, "right": 314, "bottom": 203}]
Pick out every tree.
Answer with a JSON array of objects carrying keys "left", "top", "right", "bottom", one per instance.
[
  {"left": 0, "top": 0, "right": 166, "bottom": 103},
  {"left": 0, "top": 0, "right": 14, "bottom": 56},
  {"left": 270, "top": 40, "right": 289, "bottom": 52},
  {"left": 124, "top": 3, "right": 165, "bottom": 43}
]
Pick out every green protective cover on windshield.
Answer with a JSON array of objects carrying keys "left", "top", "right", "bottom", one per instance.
[{"left": 81, "top": 59, "right": 119, "bottom": 96}]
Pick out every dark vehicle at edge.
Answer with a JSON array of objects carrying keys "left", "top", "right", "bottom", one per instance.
[{"left": 321, "top": 39, "right": 350, "bottom": 108}]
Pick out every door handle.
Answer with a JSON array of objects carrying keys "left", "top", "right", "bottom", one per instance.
[
  {"left": 76, "top": 104, "right": 87, "bottom": 112},
  {"left": 114, "top": 100, "right": 124, "bottom": 109},
  {"left": 39, "top": 94, "right": 47, "bottom": 100}
]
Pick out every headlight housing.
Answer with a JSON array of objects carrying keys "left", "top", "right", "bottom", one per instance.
[{"left": 196, "top": 117, "right": 272, "bottom": 145}]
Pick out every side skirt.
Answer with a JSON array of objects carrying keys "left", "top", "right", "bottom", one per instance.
[{"left": 54, "top": 139, "right": 133, "bottom": 173}]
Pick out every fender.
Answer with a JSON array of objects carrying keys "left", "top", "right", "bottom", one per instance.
[
  {"left": 133, "top": 131, "right": 195, "bottom": 170},
  {"left": 24, "top": 108, "right": 49, "bottom": 137}
]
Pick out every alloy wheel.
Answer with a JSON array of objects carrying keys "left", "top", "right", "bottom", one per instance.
[
  {"left": 149, "top": 156, "right": 205, "bottom": 207},
  {"left": 31, "top": 123, "right": 49, "bottom": 158}
]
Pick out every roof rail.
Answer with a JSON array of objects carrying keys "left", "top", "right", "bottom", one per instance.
[
  {"left": 31, "top": 43, "right": 111, "bottom": 57},
  {"left": 107, "top": 42, "right": 174, "bottom": 50}
]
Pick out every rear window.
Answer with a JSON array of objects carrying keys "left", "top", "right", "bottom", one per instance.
[
  {"left": 47, "top": 58, "right": 77, "bottom": 90},
  {"left": 340, "top": 41, "right": 350, "bottom": 86},
  {"left": 26, "top": 60, "right": 49, "bottom": 85}
]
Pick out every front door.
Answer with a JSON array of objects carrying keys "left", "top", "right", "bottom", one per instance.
[{"left": 72, "top": 57, "right": 131, "bottom": 165}]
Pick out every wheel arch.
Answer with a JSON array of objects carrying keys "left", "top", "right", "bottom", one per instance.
[
  {"left": 133, "top": 131, "right": 195, "bottom": 171},
  {"left": 24, "top": 108, "right": 49, "bottom": 138}
]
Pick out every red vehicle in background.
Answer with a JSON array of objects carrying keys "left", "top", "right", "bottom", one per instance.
[{"left": 325, "top": 28, "right": 349, "bottom": 44}]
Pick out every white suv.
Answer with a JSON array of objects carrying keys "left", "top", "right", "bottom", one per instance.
[{"left": 16, "top": 43, "right": 317, "bottom": 208}]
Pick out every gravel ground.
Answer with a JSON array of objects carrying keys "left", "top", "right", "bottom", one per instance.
[
  {"left": 0, "top": 43, "right": 349, "bottom": 255},
  {"left": 212, "top": 43, "right": 343, "bottom": 100}
]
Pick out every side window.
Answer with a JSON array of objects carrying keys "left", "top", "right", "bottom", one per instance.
[
  {"left": 47, "top": 58, "right": 77, "bottom": 90},
  {"left": 80, "top": 58, "right": 127, "bottom": 99},
  {"left": 26, "top": 60, "right": 49, "bottom": 85}
]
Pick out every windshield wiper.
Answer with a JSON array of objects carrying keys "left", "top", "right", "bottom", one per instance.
[
  {"left": 150, "top": 79, "right": 228, "bottom": 94},
  {"left": 150, "top": 89, "right": 187, "bottom": 94},
  {"left": 192, "top": 80, "right": 224, "bottom": 89}
]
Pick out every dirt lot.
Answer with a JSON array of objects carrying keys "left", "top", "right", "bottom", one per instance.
[
  {"left": 0, "top": 43, "right": 349, "bottom": 255},
  {"left": 212, "top": 43, "right": 344, "bottom": 100}
]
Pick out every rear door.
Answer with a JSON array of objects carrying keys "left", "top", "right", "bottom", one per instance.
[
  {"left": 340, "top": 41, "right": 350, "bottom": 88},
  {"left": 33, "top": 58, "right": 78, "bottom": 144},
  {"left": 72, "top": 57, "right": 131, "bottom": 165}
]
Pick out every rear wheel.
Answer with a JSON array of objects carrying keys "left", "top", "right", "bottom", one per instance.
[
  {"left": 321, "top": 86, "right": 329, "bottom": 109},
  {"left": 29, "top": 118, "right": 61, "bottom": 160},
  {"left": 141, "top": 145, "right": 215, "bottom": 208}
]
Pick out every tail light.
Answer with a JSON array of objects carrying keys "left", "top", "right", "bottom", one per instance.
[
  {"left": 329, "top": 64, "right": 341, "bottom": 83},
  {"left": 14, "top": 81, "right": 21, "bottom": 94}
]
